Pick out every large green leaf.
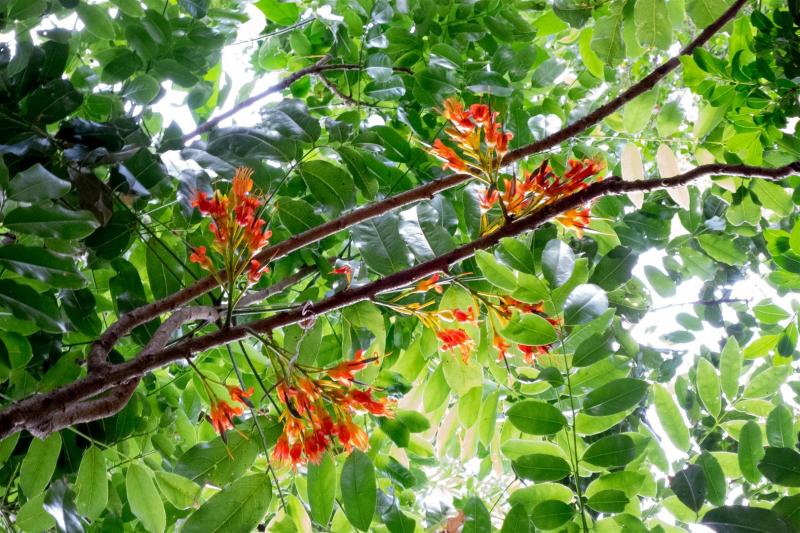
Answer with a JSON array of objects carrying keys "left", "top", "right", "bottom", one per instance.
[
  {"left": 512, "top": 454, "right": 571, "bottom": 482},
  {"left": 126, "top": 464, "right": 166, "bottom": 533},
  {"left": 758, "top": 447, "right": 800, "bottom": 487},
  {"left": 0, "top": 246, "right": 85, "bottom": 289},
  {"left": 634, "top": 0, "right": 672, "bottom": 49},
  {"left": 670, "top": 464, "right": 706, "bottom": 512},
  {"left": 500, "top": 312, "right": 558, "bottom": 346},
  {"left": 352, "top": 214, "right": 412, "bottom": 276},
  {"left": 738, "top": 420, "right": 764, "bottom": 484},
  {"left": 341, "top": 450, "right": 376, "bottom": 531},
  {"left": 3, "top": 204, "right": 99, "bottom": 240},
  {"left": 696, "top": 357, "right": 722, "bottom": 419},
  {"left": 653, "top": 383, "right": 690, "bottom": 452},
  {"left": 719, "top": 337, "right": 742, "bottom": 401},
  {"left": 182, "top": 475, "right": 272, "bottom": 533},
  {"left": 541, "top": 239, "right": 575, "bottom": 287},
  {"left": 462, "top": 496, "right": 491, "bottom": 533},
  {"left": 702, "top": 506, "right": 791, "bottom": 533},
  {"left": 0, "top": 280, "right": 65, "bottom": 333},
  {"left": 307, "top": 452, "right": 336, "bottom": 525},
  {"left": 564, "top": 284, "right": 608, "bottom": 325},
  {"left": 507, "top": 400, "right": 567, "bottom": 435},
  {"left": 7, "top": 164, "right": 70, "bottom": 203},
  {"left": 582, "top": 434, "right": 637, "bottom": 467},
  {"left": 582, "top": 378, "right": 648, "bottom": 416},
  {"left": 20, "top": 433, "right": 61, "bottom": 497},
  {"left": 75, "top": 446, "right": 107, "bottom": 520},
  {"left": 175, "top": 431, "right": 261, "bottom": 486},
  {"left": 300, "top": 160, "right": 356, "bottom": 214}
]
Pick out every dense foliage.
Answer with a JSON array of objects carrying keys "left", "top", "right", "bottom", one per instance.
[{"left": 0, "top": 0, "right": 799, "bottom": 531}]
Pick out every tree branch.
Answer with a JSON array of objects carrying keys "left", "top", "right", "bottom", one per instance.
[{"left": 5, "top": 160, "right": 798, "bottom": 439}]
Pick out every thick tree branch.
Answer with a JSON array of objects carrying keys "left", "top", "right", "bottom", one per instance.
[
  {"left": 5, "top": 160, "right": 798, "bottom": 439},
  {"left": 20, "top": 307, "right": 218, "bottom": 438}
]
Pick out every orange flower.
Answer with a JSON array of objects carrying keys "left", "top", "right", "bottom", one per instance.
[
  {"left": 469, "top": 103, "right": 492, "bottom": 125},
  {"left": 416, "top": 273, "right": 443, "bottom": 294},
  {"left": 210, "top": 399, "right": 244, "bottom": 436},
  {"left": 502, "top": 178, "right": 528, "bottom": 215},
  {"left": 453, "top": 307, "right": 476, "bottom": 324},
  {"left": 479, "top": 188, "right": 499, "bottom": 212},
  {"left": 519, "top": 344, "right": 550, "bottom": 364},
  {"left": 430, "top": 139, "right": 468, "bottom": 172},
  {"left": 248, "top": 259, "right": 268, "bottom": 284},
  {"left": 495, "top": 130, "right": 513, "bottom": 155},
  {"left": 337, "top": 418, "right": 369, "bottom": 452},
  {"left": 493, "top": 335, "right": 511, "bottom": 360},
  {"left": 189, "top": 246, "right": 212, "bottom": 269},
  {"left": 332, "top": 265, "right": 353, "bottom": 286},
  {"left": 231, "top": 167, "right": 255, "bottom": 198},
  {"left": 229, "top": 385, "right": 254, "bottom": 407},
  {"left": 437, "top": 328, "right": 474, "bottom": 361},
  {"left": 327, "top": 349, "right": 371, "bottom": 386},
  {"left": 348, "top": 388, "right": 393, "bottom": 416},
  {"left": 442, "top": 98, "right": 474, "bottom": 131},
  {"left": 556, "top": 207, "right": 591, "bottom": 237}
]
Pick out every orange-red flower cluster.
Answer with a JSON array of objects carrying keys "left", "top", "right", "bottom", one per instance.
[
  {"left": 437, "top": 328, "right": 474, "bottom": 362},
  {"left": 478, "top": 158, "right": 603, "bottom": 235},
  {"left": 490, "top": 297, "right": 560, "bottom": 364},
  {"left": 272, "top": 352, "right": 393, "bottom": 467},
  {"left": 191, "top": 167, "right": 273, "bottom": 284},
  {"left": 209, "top": 385, "right": 254, "bottom": 436},
  {"left": 428, "top": 98, "right": 513, "bottom": 176}
]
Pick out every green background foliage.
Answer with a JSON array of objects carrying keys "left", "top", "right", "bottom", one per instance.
[{"left": 0, "top": 0, "right": 798, "bottom": 531}]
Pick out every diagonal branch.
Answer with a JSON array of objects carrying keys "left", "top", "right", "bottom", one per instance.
[
  {"left": 5, "top": 159, "right": 798, "bottom": 439},
  {"left": 86, "top": 0, "right": 748, "bottom": 373}
]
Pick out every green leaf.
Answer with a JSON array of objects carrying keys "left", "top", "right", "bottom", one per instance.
[
  {"left": 441, "top": 354, "right": 482, "bottom": 397},
  {"left": 766, "top": 405, "right": 794, "bottom": 448},
  {"left": 20, "top": 433, "right": 61, "bottom": 497},
  {"left": 352, "top": 214, "right": 412, "bottom": 276},
  {"left": 738, "top": 420, "right": 764, "bottom": 484},
  {"left": 179, "top": 0, "right": 209, "bottom": 18},
  {"left": 0, "top": 332, "right": 31, "bottom": 368},
  {"left": 591, "top": 9, "right": 625, "bottom": 66},
  {"left": 308, "top": 452, "right": 336, "bottom": 525},
  {"left": 653, "top": 383, "right": 690, "bottom": 451},
  {"left": 622, "top": 89, "right": 659, "bottom": 133},
  {"left": 0, "top": 279, "right": 65, "bottom": 333},
  {"left": 463, "top": 496, "right": 491, "bottom": 533},
  {"left": 512, "top": 454, "right": 571, "bottom": 482},
  {"left": 644, "top": 265, "right": 676, "bottom": 297},
  {"left": 75, "top": 446, "right": 107, "bottom": 519},
  {"left": 175, "top": 431, "right": 261, "bottom": 486},
  {"left": 702, "top": 506, "right": 791, "bottom": 533},
  {"left": 500, "top": 312, "right": 557, "bottom": 346},
  {"left": 341, "top": 450, "right": 376, "bottom": 531},
  {"left": 3, "top": 204, "right": 99, "bottom": 240},
  {"left": 553, "top": 0, "right": 593, "bottom": 27},
  {"left": 686, "top": 0, "right": 733, "bottom": 28},
  {"left": 564, "top": 284, "right": 608, "bottom": 325},
  {"left": 696, "top": 358, "right": 722, "bottom": 418},
  {"left": 753, "top": 302, "right": 790, "bottom": 324},
  {"left": 582, "top": 434, "right": 637, "bottom": 467},
  {"left": 697, "top": 234, "right": 747, "bottom": 266},
  {"left": 400, "top": 203, "right": 456, "bottom": 262},
  {"left": 182, "top": 475, "right": 272, "bottom": 533},
  {"left": 530, "top": 500, "right": 574, "bottom": 530},
  {"left": 476, "top": 250, "right": 517, "bottom": 291},
  {"left": 719, "top": 338, "right": 742, "bottom": 401},
  {"left": 153, "top": 471, "right": 201, "bottom": 510},
  {"left": 572, "top": 332, "right": 613, "bottom": 367},
  {"left": 670, "top": 464, "right": 706, "bottom": 512},
  {"left": 145, "top": 239, "right": 183, "bottom": 301},
  {"left": 772, "top": 494, "right": 800, "bottom": 531},
  {"left": 507, "top": 400, "right": 567, "bottom": 435},
  {"left": 586, "top": 490, "right": 629, "bottom": 513},
  {"left": 541, "top": 240, "right": 575, "bottom": 287},
  {"left": 743, "top": 365, "right": 792, "bottom": 398},
  {"left": 590, "top": 246, "right": 637, "bottom": 290},
  {"left": 254, "top": 0, "right": 300, "bottom": 25},
  {"left": 583, "top": 378, "right": 648, "bottom": 416},
  {"left": 76, "top": 2, "right": 115, "bottom": 39},
  {"left": 696, "top": 451, "right": 726, "bottom": 506},
  {"left": 501, "top": 504, "right": 534, "bottom": 533},
  {"left": 752, "top": 180, "right": 792, "bottom": 216},
  {"left": 758, "top": 447, "right": 800, "bottom": 487},
  {"left": 634, "top": 0, "right": 672, "bottom": 49},
  {"left": 299, "top": 160, "right": 355, "bottom": 214},
  {"left": 8, "top": 164, "right": 70, "bottom": 203},
  {"left": 0, "top": 246, "right": 85, "bottom": 289},
  {"left": 127, "top": 464, "right": 165, "bottom": 533}
]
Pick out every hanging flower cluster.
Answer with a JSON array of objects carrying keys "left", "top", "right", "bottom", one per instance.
[
  {"left": 479, "top": 159, "right": 604, "bottom": 237},
  {"left": 190, "top": 167, "right": 273, "bottom": 288},
  {"left": 429, "top": 98, "right": 513, "bottom": 179},
  {"left": 208, "top": 385, "right": 255, "bottom": 437},
  {"left": 272, "top": 350, "right": 394, "bottom": 467}
]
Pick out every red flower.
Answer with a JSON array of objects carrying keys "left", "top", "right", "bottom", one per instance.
[
  {"left": 416, "top": 273, "right": 443, "bottom": 294},
  {"left": 442, "top": 98, "right": 475, "bottom": 131},
  {"left": 189, "top": 246, "right": 212, "bottom": 269},
  {"left": 519, "top": 344, "right": 551, "bottom": 364},
  {"left": 493, "top": 335, "right": 511, "bottom": 360},
  {"left": 431, "top": 139, "right": 468, "bottom": 172},
  {"left": 557, "top": 207, "right": 591, "bottom": 237},
  {"left": 469, "top": 103, "right": 492, "bottom": 125},
  {"left": 479, "top": 188, "right": 499, "bottom": 212},
  {"left": 453, "top": 307, "right": 476, "bottom": 324},
  {"left": 228, "top": 385, "right": 254, "bottom": 407},
  {"left": 327, "top": 349, "right": 371, "bottom": 386},
  {"left": 332, "top": 265, "right": 353, "bottom": 286},
  {"left": 248, "top": 259, "right": 268, "bottom": 284},
  {"left": 348, "top": 388, "right": 393, "bottom": 416},
  {"left": 210, "top": 399, "right": 243, "bottom": 436},
  {"left": 437, "top": 328, "right": 474, "bottom": 361}
]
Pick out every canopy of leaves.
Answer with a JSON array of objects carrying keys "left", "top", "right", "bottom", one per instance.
[{"left": 0, "top": 0, "right": 798, "bottom": 531}]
